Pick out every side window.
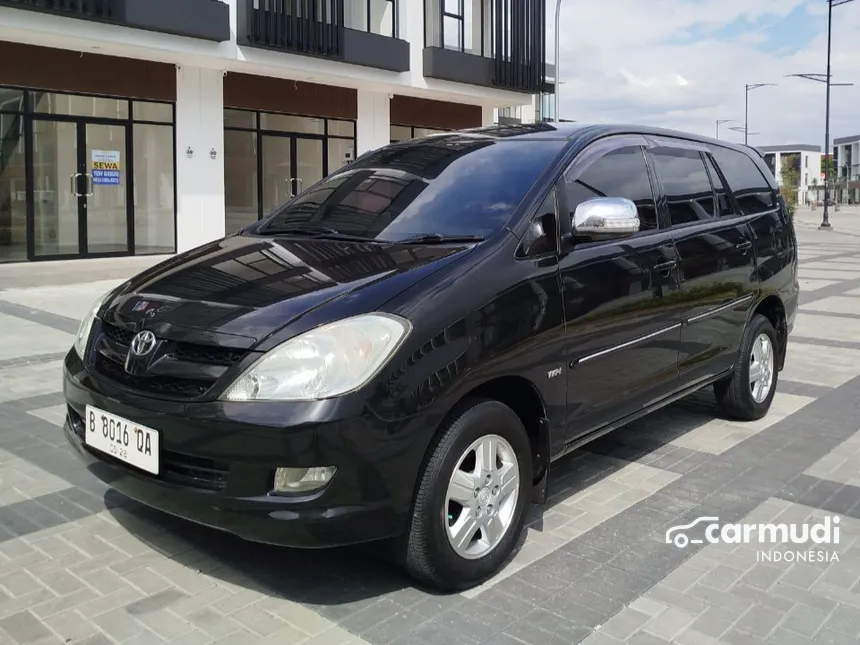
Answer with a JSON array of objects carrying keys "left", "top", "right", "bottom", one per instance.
[
  {"left": 649, "top": 147, "right": 716, "bottom": 225},
  {"left": 703, "top": 154, "right": 733, "bottom": 217},
  {"left": 563, "top": 146, "right": 658, "bottom": 231},
  {"left": 518, "top": 187, "right": 559, "bottom": 258},
  {"left": 708, "top": 146, "right": 777, "bottom": 214}
]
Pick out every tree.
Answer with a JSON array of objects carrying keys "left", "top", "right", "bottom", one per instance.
[{"left": 780, "top": 158, "right": 800, "bottom": 219}]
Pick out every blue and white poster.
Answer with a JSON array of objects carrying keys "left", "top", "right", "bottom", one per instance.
[{"left": 91, "top": 149, "right": 121, "bottom": 185}]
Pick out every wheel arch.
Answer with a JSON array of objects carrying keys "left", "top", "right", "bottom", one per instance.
[
  {"left": 751, "top": 293, "right": 788, "bottom": 370},
  {"left": 416, "top": 374, "right": 552, "bottom": 509}
]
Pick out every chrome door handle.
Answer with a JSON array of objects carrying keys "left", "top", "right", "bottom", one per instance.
[
  {"left": 295, "top": 177, "right": 303, "bottom": 194},
  {"left": 84, "top": 173, "right": 94, "bottom": 196},
  {"left": 69, "top": 173, "right": 82, "bottom": 196},
  {"left": 653, "top": 260, "right": 677, "bottom": 276},
  {"left": 736, "top": 240, "right": 752, "bottom": 254},
  {"left": 287, "top": 177, "right": 296, "bottom": 198}
]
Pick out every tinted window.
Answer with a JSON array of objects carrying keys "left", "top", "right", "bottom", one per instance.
[
  {"left": 563, "top": 146, "right": 657, "bottom": 230},
  {"left": 703, "top": 154, "right": 733, "bottom": 217},
  {"left": 518, "top": 187, "right": 559, "bottom": 258},
  {"left": 257, "top": 134, "right": 566, "bottom": 240},
  {"left": 708, "top": 145, "right": 777, "bottom": 214},
  {"left": 650, "top": 147, "right": 715, "bottom": 225}
]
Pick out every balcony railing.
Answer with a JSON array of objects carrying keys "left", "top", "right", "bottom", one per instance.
[
  {"left": 237, "top": 0, "right": 409, "bottom": 72},
  {"left": 423, "top": 0, "right": 547, "bottom": 94},
  {"left": 0, "top": 0, "right": 231, "bottom": 41}
]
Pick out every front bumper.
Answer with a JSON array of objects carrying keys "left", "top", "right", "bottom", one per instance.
[{"left": 62, "top": 352, "right": 429, "bottom": 548}]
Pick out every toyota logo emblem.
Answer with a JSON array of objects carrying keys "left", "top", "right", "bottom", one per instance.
[{"left": 129, "top": 330, "right": 157, "bottom": 357}]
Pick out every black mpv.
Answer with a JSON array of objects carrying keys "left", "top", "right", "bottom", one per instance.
[{"left": 64, "top": 123, "right": 798, "bottom": 591}]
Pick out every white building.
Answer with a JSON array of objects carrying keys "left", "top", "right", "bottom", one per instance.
[
  {"left": 0, "top": 0, "right": 548, "bottom": 264},
  {"left": 757, "top": 145, "right": 822, "bottom": 206},
  {"left": 833, "top": 134, "right": 860, "bottom": 204}
]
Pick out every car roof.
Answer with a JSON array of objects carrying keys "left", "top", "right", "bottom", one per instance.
[{"left": 453, "top": 122, "right": 755, "bottom": 156}]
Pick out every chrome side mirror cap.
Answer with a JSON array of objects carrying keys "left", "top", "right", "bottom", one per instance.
[{"left": 572, "top": 197, "right": 640, "bottom": 238}]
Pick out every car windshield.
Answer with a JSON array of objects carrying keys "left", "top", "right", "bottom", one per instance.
[{"left": 255, "top": 133, "right": 566, "bottom": 242}]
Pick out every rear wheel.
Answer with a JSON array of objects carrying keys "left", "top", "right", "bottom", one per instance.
[
  {"left": 403, "top": 398, "right": 532, "bottom": 591},
  {"left": 714, "top": 313, "right": 779, "bottom": 421}
]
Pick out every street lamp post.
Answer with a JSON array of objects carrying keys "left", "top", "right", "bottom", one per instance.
[
  {"left": 784, "top": 0, "right": 858, "bottom": 229},
  {"left": 730, "top": 126, "right": 759, "bottom": 142},
  {"left": 715, "top": 119, "right": 733, "bottom": 139},
  {"left": 554, "top": 0, "right": 562, "bottom": 123},
  {"left": 744, "top": 83, "right": 778, "bottom": 146}
]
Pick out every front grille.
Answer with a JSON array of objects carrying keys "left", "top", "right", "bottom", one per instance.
[
  {"left": 162, "top": 452, "right": 229, "bottom": 491},
  {"left": 67, "top": 406, "right": 229, "bottom": 492},
  {"left": 95, "top": 354, "right": 212, "bottom": 398},
  {"left": 93, "top": 321, "right": 248, "bottom": 399}
]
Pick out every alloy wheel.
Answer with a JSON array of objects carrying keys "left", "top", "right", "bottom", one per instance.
[{"left": 444, "top": 434, "right": 520, "bottom": 560}]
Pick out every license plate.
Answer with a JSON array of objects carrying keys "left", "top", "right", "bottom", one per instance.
[{"left": 84, "top": 405, "right": 160, "bottom": 475}]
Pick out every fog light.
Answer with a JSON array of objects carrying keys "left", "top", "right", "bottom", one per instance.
[{"left": 273, "top": 466, "right": 336, "bottom": 494}]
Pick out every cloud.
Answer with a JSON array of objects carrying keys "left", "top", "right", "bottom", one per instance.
[{"left": 548, "top": 0, "right": 860, "bottom": 147}]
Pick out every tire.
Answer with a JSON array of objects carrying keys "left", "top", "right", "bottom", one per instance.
[
  {"left": 714, "top": 313, "right": 780, "bottom": 421},
  {"left": 403, "top": 398, "right": 533, "bottom": 591}
]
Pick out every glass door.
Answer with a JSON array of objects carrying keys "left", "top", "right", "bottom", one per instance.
[
  {"left": 260, "top": 134, "right": 325, "bottom": 217},
  {"left": 293, "top": 136, "right": 324, "bottom": 197},
  {"left": 29, "top": 118, "right": 130, "bottom": 259},
  {"left": 31, "top": 119, "right": 80, "bottom": 257},
  {"left": 84, "top": 123, "right": 129, "bottom": 254}
]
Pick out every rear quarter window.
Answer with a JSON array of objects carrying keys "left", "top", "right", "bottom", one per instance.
[{"left": 708, "top": 145, "right": 777, "bottom": 215}]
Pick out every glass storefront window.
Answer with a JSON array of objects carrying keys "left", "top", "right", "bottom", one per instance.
[
  {"left": 0, "top": 111, "right": 26, "bottom": 262},
  {"left": 224, "top": 109, "right": 256, "bottom": 129},
  {"left": 328, "top": 139, "right": 355, "bottom": 174},
  {"left": 133, "top": 101, "right": 173, "bottom": 123},
  {"left": 32, "top": 92, "right": 129, "bottom": 119},
  {"left": 328, "top": 120, "right": 355, "bottom": 137},
  {"left": 390, "top": 125, "right": 412, "bottom": 142},
  {"left": 133, "top": 124, "right": 175, "bottom": 254},
  {"left": 225, "top": 130, "right": 259, "bottom": 233},
  {"left": 260, "top": 112, "right": 325, "bottom": 134},
  {"left": 0, "top": 88, "right": 24, "bottom": 113}
]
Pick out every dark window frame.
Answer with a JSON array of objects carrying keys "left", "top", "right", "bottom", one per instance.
[
  {"left": 707, "top": 143, "right": 780, "bottom": 217},
  {"left": 0, "top": 84, "right": 177, "bottom": 264},
  {"left": 647, "top": 145, "right": 719, "bottom": 228},
  {"left": 561, "top": 142, "right": 662, "bottom": 236},
  {"left": 223, "top": 106, "right": 357, "bottom": 223}
]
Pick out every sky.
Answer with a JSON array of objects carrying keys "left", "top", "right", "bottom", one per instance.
[{"left": 547, "top": 0, "right": 860, "bottom": 148}]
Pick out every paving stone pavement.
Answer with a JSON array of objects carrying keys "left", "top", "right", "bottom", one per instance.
[{"left": 1, "top": 208, "right": 860, "bottom": 644}]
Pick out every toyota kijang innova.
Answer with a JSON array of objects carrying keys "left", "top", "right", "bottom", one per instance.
[{"left": 64, "top": 123, "right": 798, "bottom": 591}]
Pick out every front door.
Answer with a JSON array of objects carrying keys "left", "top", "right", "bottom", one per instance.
[
  {"left": 30, "top": 118, "right": 130, "bottom": 259},
  {"left": 558, "top": 137, "right": 683, "bottom": 441},
  {"left": 261, "top": 134, "right": 324, "bottom": 217}
]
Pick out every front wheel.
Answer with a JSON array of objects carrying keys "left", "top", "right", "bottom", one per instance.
[
  {"left": 714, "top": 313, "right": 779, "bottom": 421},
  {"left": 403, "top": 398, "right": 532, "bottom": 591}
]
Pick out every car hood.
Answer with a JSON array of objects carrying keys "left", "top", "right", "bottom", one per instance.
[{"left": 103, "top": 233, "right": 473, "bottom": 346}]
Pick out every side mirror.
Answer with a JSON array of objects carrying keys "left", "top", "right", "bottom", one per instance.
[{"left": 572, "top": 197, "right": 640, "bottom": 239}]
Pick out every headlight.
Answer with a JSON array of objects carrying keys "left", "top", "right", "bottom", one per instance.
[
  {"left": 221, "top": 313, "right": 411, "bottom": 402},
  {"left": 74, "top": 291, "right": 113, "bottom": 359}
]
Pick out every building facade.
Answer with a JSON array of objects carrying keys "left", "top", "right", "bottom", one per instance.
[
  {"left": 0, "top": 0, "right": 548, "bottom": 264},
  {"left": 758, "top": 144, "right": 822, "bottom": 206},
  {"left": 833, "top": 134, "right": 860, "bottom": 204}
]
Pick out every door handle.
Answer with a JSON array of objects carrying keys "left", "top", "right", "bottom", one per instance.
[
  {"left": 84, "top": 173, "right": 94, "bottom": 197},
  {"left": 736, "top": 240, "right": 752, "bottom": 254},
  {"left": 653, "top": 260, "right": 677, "bottom": 276},
  {"left": 69, "top": 173, "right": 82, "bottom": 197}
]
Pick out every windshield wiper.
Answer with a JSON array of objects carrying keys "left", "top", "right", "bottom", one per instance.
[
  {"left": 388, "top": 233, "right": 485, "bottom": 245},
  {"left": 265, "top": 226, "right": 377, "bottom": 242}
]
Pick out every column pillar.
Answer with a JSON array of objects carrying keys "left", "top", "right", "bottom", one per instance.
[
  {"left": 357, "top": 89, "right": 391, "bottom": 156},
  {"left": 481, "top": 106, "right": 495, "bottom": 126},
  {"left": 175, "top": 65, "right": 225, "bottom": 253}
]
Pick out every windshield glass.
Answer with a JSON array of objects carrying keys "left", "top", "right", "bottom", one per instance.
[{"left": 255, "top": 134, "right": 566, "bottom": 241}]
